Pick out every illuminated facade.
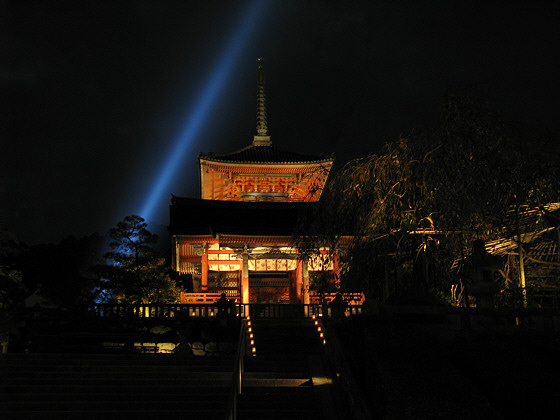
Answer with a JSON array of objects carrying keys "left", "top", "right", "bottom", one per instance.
[{"left": 169, "top": 59, "right": 336, "bottom": 304}]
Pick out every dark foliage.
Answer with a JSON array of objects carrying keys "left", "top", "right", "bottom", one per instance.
[{"left": 102, "top": 215, "right": 177, "bottom": 304}]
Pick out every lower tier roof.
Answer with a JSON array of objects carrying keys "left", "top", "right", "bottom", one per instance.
[{"left": 169, "top": 196, "right": 316, "bottom": 237}]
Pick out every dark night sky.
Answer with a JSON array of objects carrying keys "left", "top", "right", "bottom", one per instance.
[{"left": 2, "top": 0, "right": 559, "bottom": 245}]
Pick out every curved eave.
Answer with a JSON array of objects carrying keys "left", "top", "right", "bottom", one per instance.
[
  {"left": 200, "top": 157, "right": 335, "bottom": 165},
  {"left": 198, "top": 144, "right": 335, "bottom": 166},
  {"left": 199, "top": 158, "right": 334, "bottom": 169}
]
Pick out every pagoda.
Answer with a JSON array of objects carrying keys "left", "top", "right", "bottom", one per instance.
[{"left": 169, "top": 59, "right": 336, "bottom": 304}]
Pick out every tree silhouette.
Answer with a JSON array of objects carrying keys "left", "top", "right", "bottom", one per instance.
[
  {"left": 297, "top": 92, "right": 560, "bottom": 301},
  {"left": 103, "top": 215, "right": 177, "bottom": 304}
]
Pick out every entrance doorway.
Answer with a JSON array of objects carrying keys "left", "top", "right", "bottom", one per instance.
[{"left": 249, "top": 272, "right": 290, "bottom": 303}]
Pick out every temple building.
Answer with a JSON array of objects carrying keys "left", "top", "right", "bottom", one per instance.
[{"left": 169, "top": 59, "right": 336, "bottom": 304}]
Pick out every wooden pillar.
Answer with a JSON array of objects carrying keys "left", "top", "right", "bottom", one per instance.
[
  {"left": 171, "top": 236, "right": 178, "bottom": 271},
  {"left": 241, "top": 253, "right": 249, "bottom": 304},
  {"left": 289, "top": 270, "right": 298, "bottom": 304},
  {"left": 201, "top": 248, "right": 208, "bottom": 292},
  {"left": 296, "top": 260, "right": 303, "bottom": 303},
  {"left": 302, "top": 260, "right": 310, "bottom": 305},
  {"left": 332, "top": 253, "right": 340, "bottom": 288}
]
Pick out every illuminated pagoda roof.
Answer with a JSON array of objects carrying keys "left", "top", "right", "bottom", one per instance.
[
  {"left": 198, "top": 144, "right": 333, "bottom": 165},
  {"left": 197, "top": 58, "right": 334, "bottom": 202},
  {"left": 169, "top": 196, "right": 315, "bottom": 236}
]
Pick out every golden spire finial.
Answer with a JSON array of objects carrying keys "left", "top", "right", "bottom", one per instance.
[{"left": 254, "top": 57, "right": 271, "bottom": 146}]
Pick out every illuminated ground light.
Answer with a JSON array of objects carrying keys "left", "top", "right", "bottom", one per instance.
[
  {"left": 137, "top": 0, "right": 271, "bottom": 223},
  {"left": 246, "top": 317, "right": 257, "bottom": 355},
  {"left": 314, "top": 319, "right": 326, "bottom": 345}
]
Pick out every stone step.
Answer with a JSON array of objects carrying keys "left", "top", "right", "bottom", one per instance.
[
  {"left": 243, "top": 356, "right": 309, "bottom": 372},
  {"left": 0, "top": 367, "right": 232, "bottom": 378},
  {"left": 1, "top": 351, "right": 234, "bottom": 419},
  {"left": 238, "top": 386, "right": 322, "bottom": 420},
  {"left": 0, "top": 391, "right": 228, "bottom": 403},
  {"left": 241, "top": 386, "right": 316, "bottom": 395},
  {"left": 250, "top": 342, "right": 323, "bottom": 354},
  {"left": 0, "top": 317, "right": 335, "bottom": 419},
  {"left": 244, "top": 353, "right": 310, "bottom": 362},
  {"left": 238, "top": 396, "right": 314, "bottom": 409},
  {"left": 243, "top": 371, "right": 309, "bottom": 380},
  {"left": 2, "top": 399, "right": 228, "bottom": 411},
  {"left": 1, "top": 353, "right": 234, "bottom": 365},
  {"left": 251, "top": 340, "right": 322, "bottom": 350},
  {"left": 242, "top": 377, "right": 312, "bottom": 387},
  {"left": 237, "top": 408, "right": 322, "bottom": 420},
  {"left": 249, "top": 326, "right": 316, "bottom": 334},
  {"left": 0, "top": 409, "right": 226, "bottom": 420},
  {"left": 240, "top": 320, "right": 335, "bottom": 419},
  {"left": 1, "top": 384, "right": 230, "bottom": 395},
  {"left": 0, "top": 364, "right": 233, "bottom": 374},
  {"left": 252, "top": 332, "right": 321, "bottom": 340},
  {"left": 1, "top": 376, "right": 232, "bottom": 388}
]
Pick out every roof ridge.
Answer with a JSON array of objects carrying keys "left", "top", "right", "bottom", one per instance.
[{"left": 199, "top": 143, "right": 334, "bottom": 164}]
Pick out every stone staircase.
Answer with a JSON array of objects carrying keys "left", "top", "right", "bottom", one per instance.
[
  {"left": 0, "top": 353, "right": 234, "bottom": 419},
  {"left": 237, "top": 319, "right": 337, "bottom": 420},
  {"left": 1, "top": 319, "right": 340, "bottom": 420}
]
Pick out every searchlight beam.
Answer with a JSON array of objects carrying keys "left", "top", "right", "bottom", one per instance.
[{"left": 138, "top": 1, "right": 270, "bottom": 222}]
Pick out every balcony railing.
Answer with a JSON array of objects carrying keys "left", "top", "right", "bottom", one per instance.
[{"left": 87, "top": 303, "right": 363, "bottom": 319}]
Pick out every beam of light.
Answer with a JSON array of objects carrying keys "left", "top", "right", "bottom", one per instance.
[{"left": 137, "top": 0, "right": 271, "bottom": 222}]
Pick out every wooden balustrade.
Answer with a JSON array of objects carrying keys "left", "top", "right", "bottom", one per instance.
[{"left": 88, "top": 303, "right": 362, "bottom": 319}]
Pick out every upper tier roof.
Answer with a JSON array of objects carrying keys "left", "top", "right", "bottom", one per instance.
[{"left": 199, "top": 144, "right": 334, "bottom": 165}]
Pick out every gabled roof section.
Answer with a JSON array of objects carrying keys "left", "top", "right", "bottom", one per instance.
[
  {"left": 199, "top": 144, "right": 334, "bottom": 165},
  {"left": 169, "top": 196, "right": 316, "bottom": 236}
]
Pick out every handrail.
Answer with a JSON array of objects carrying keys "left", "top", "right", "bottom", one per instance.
[
  {"left": 88, "top": 303, "right": 242, "bottom": 318},
  {"left": 323, "top": 321, "right": 375, "bottom": 420},
  {"left": 225, "top": 319, "right": 247, "bottom": 420},
  {"left": 87, "top": 303, "right": 363, "bottom": 319}
]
